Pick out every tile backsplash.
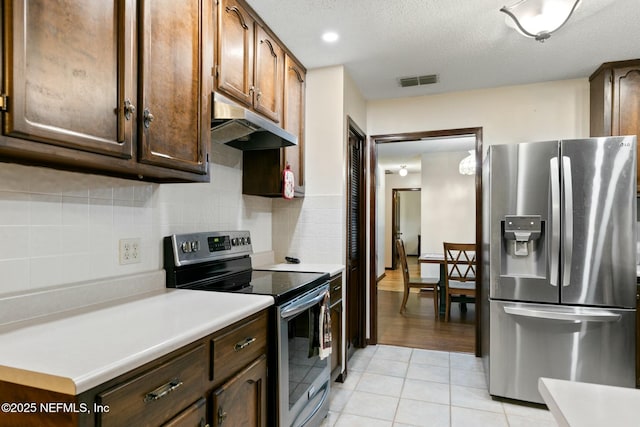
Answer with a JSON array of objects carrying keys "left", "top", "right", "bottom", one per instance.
[
  {"left": 0, "top": 143, "right": 272, "bottom": 295},
  {"left": 272, "top": 195, "right": 345, "bottom": 264}
]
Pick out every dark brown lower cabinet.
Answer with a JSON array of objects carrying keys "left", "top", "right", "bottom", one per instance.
[
  {"left": 329, "top": 273, "right": 343, "bottom": 381},
  {"left": 212, "top": 355, "right": 267, "bottom": 427},
  {"left": 0, "top": 309, "right": 269, "bottom": 427},
  {"left": 163, "top": 398, "right": 207, "bottom": 427}
]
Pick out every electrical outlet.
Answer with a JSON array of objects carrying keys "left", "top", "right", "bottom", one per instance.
[{"left": 119, "top": 238, "right": 141, "bottom": 265}]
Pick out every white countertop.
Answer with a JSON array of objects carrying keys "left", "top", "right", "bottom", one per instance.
[
  {"left": 538, "top": 377, "right": 640, "bottom": 426},
  {"left": 262, "top": 263, "right": 344, "bottom": 277},
  {"left": 0, "top": 289, "right": 273, "bottom": 395}
]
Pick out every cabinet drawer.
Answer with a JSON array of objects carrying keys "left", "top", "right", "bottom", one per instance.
[
  {"left": 97, "top": 344, "right": 206, "bottom": 427},
  {"left": 330, "top": 274, "right": 342, "bottom": 306},
  {"left": 211, "top": 311, "right": 268, "bottom": 385}
]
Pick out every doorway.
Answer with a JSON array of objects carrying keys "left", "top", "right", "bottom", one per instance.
[{"left": 369, "top": 127, "right": 483, "bottom": 356}]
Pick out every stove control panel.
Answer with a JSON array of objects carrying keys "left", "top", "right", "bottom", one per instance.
[{"left": 166, "top": 231, "right": 253, "bottom": 266}]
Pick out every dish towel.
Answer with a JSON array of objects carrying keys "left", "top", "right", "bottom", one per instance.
[
  {"left": 318, "top": 291, "right": 332, "bottom": 360},
  {"left": 308, "top": 290, "right": 332, "bottom": 359}
]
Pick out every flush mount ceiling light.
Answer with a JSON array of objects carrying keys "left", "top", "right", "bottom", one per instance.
[
  {"left": 500, "top": 0, "right": 581, "bottom": 42},
  {"left": 322, "top": 31, "right": 339, "bottom": 43},
  {"left": 399, "top": 165, "right": 408, "bottom": 177},
  {"left": 458, "top": 151, "right": 476, "bottom": 176}
]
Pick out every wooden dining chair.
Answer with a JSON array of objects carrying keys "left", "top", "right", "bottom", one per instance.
[
  {"left": 443, "top": 242, "right": 476, "bottom": 322},
  {"left": 396, "top": 238, "right": 439, "bottom": 315}
]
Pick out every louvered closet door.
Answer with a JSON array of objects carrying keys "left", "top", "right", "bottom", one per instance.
[{"left": 346, "top": 129, "right": 365, "bottom": 358}]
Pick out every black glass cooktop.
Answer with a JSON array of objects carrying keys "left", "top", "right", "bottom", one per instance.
[{"left": 185, "top": 269, "right": 329, "bottom": 304}]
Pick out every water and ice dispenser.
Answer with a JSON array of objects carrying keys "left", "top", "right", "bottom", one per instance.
[{"left": 500, "top": 215, "right": 546, "bottom": 278}]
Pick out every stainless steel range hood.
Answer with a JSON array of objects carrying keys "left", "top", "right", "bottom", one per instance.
[{"left": 211, "top": 92, "right": 297, "bottom": 150}]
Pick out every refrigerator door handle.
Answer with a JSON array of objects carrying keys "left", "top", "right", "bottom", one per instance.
[
  {"left": 549, "top": 157, "right": 560, "bottom": 287},
  {"left": 503, "top": 306, "right": 621, "bottom": 322},
  {"left": 561, "top": 156, "right": 573, "bottom": 287}
]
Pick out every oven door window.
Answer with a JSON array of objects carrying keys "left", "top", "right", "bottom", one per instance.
[{"left": 287, "top": 307, "right": 324, "bottom": 409}]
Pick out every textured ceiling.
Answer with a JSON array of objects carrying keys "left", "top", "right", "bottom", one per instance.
[{"left": 245, "top": 0, "right": 639, "bottom": 100}]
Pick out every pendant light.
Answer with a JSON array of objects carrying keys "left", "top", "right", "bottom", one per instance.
[
  {"left": 500, "top": 0, "right": 581, "bottom": 42},
  {"left": 458, "top": 150, "right": 476, "bottom": 176}
]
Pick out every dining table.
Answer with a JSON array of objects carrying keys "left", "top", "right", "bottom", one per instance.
[{"left": 418, "top": 253, "right": 446, "bottom": 316}]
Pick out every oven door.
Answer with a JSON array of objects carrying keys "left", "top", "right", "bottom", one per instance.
[{"left": 277, "top": 283, "right": 331, "bottom": 427}]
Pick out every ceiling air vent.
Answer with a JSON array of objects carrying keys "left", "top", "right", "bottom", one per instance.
[{"left": 399, "top": 74, "right": 439, "bottom": 88}]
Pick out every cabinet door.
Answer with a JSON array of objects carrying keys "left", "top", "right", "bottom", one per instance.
[
  {"left": 282, "top": 54, "right": 306, "bottom": 195},
  {"left": 138, "top": 0, "right": 209, "bottom": 174},
  {"left": 3, "top": 0, "right": 134, "bottom": 158},
  {"left": 216, "top": 0, "right": 254, "bottom": 107},
  {"left": 253, "top": 24, "right": 283, "bottom": 123},
  {"left": 212, "top": 355, "right": 267, "bottom": 427},
  {"left": 611, "top": 65, "right": 640, "bottom": 189},
  {"left": 162, "top": 398, "right": 207, "bottom": 427}
]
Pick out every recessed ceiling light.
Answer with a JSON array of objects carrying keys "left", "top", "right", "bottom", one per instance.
[{"left": 322, "top": 31, "right": 339, "bottom": 43}]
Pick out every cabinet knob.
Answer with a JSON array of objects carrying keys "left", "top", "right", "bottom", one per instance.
[
  {"left": 218, "top": 407, "right": 228, "bottom": 425},
  {"left": 124, "top": 99, "right": 136, "bottom": 121},
  {"left": 143, "top": 108, "right": 155, "bottom": 129}
]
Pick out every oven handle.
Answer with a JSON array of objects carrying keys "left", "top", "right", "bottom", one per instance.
[
  {"left": 294, "top": 381, "right": 329, "bottom": 427},
  {"left": 280, "top": 285, "right": 328, "bottom": 320}
]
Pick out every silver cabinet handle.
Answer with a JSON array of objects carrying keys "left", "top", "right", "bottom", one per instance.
[
  {"left": 143, "top": 378, "right": 183, "bottom": 403},
  {"left": 561, "top": 156, "right": 573, "bottom": 287},
  {"left": 234, "top": 337, "right": 256, "bottom": 351}
]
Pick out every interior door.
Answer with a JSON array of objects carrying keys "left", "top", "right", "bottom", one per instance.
[
  {"left": 391, "top": 190, "right": 401, "bottom": 269},
  {"left": 346, "top": 122, "right": 366, "bottom": 360}
]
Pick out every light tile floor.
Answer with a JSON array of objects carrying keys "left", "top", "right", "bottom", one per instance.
[{"left": 320, "top": 345, "right": 558, "bottom": 427}]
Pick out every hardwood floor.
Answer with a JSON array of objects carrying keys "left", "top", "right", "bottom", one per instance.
[{"left": 377, "top": 256, "right": 475, "bottom": 353}]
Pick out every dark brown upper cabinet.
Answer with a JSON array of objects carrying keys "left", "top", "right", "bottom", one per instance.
[
  {"left": 215, "top": 0, "right": 283, "bottom": 124},
  {"left": 282, "top": 54, "right": 306, "bottom": 196},
  {"left": 1, "top": 0, "right": 210, "bottom": 181},
  {"left": 590, "top": 59, "right": 640, "bottom": 190},
  {"left": 138, "top": 0, "right": 210, "bottom": 174},
  {"left": 242, "top": 54, "right": 305, "bottom": 198},
  {"left": 3, "top": 0, "right": 134, "bottom": 159}
]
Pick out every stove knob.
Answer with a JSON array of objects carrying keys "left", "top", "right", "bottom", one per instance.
[
  {"left": 231, "top": 238, "right": 238, "bottom": 246},
  {"left": 190, "top": 241, "right": 199, "bottom": 252},
  {"left": 246, "top": 236, "right": 251, "bottom": 245},
  {"left": 240, "top": 237, "right": 246, "bottom": 245},
  {"left": 181, "top": 241, "right": 191, "bottom": 253}
]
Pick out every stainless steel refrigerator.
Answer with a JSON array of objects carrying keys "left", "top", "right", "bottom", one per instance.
[{"left": 481, "top": 136, "right": 637, "bottom": 404}]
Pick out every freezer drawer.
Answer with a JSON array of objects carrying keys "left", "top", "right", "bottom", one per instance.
[{"left": 489, "top": 300, "right": 635, "bottom": 404}]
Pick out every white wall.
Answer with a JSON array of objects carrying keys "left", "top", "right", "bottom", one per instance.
[
  {"left": 367, "top": 79, "right": 590, "bottom": 146},
  {"left": 0, "top": 142, "right": 272, "bottom": 296},
  {"left": 420, "top": 150, "right": 475, "bottom": 251},
  {"left": 383, "top": 172, "right": 421, "bottom": 268}
]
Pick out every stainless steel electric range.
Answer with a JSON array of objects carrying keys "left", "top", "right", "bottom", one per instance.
[{"left": 164, "top": 230, "right": 331, "bottom": 427}]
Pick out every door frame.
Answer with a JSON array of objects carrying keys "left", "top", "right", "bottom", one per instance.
[
  {"left": 368, "top": 127, "right": 483, "bottom": 356},
  {"left": 391, "top": 188, "right": 421, "bottom": 269}
]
